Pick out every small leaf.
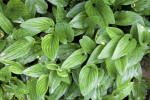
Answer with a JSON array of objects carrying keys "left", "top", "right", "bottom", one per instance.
[
  {"left": 36, "top": 74, "right": 49, "bottom": 96},
  {"left": 79, "top": 64, "right": 98, "bottom": 96},
  {"left": 41, "top": 34, "right": 59, "bottom": 61},
  {"left": 46, "top": 63, "right": 60, "bottom": 70},
  {"left": 23, "top": 63, "right": 49, "bottom": 77},
  {"left": 0, "top": 66, "right": 11, "bottom": 82},
  {"left": 79, "top": 36, "right": 96, "bottom": 54},
  {"left": 61, "top": 49, "right": 88, "bottom": 69},
  {"left": 96, "top": 32, "right": 111, "bottom": 45},
  {"left": 0, "top": 12, "right": 13, "bottom": 34},
  {"left": 57, "top": 69, "right": 68, "bottom": 77},
  {"left": 112, "top": 34, "right": 137, "bottom": 60},
  {"left": 133, "top": 63, "right": 142, "bottom": 81},
  {"left": 20, "top": 17, "right": 55, "bottom": 33},
  {"left": 47, "top": 0, "right": 69, "bottom": 7}
]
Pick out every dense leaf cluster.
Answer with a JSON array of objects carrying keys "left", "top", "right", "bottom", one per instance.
[{"left": 0, "top": 0, "right": 150, "bottom": 100}]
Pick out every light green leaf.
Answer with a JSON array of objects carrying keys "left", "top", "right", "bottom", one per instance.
[
  {"left": 25, "top": 0, "right": 36, "bottom": 18},
  {"left": 35, "top": 0, "right": 48, "bottom": 14},
  {"left": 121, "top": 0, "right": 138, "bottom": 5},
  {"left": 98, "top": 39, "right": 119, "bottom": 59},
  {"left": 69, "top": 11, "right": 88, "bottom": 29},
  {"left": 96, "top": 32, "right": 111, "bottom": 45},
  {"left": 10, "top": 62, "right": 24, "bottom": 74},
  {"left": 113, "top": 82, "right": 134, "bottom": 100},
  {"left": 47, "top": 0, "right": 69, "bottom": 7},
  {"left": 85, "top": 0, "right": 115, "bottom": 27},
  {"left": 106, "top": 27, "right": 124, "bottom": 39},
  {"left": 0, "top": 12, "right": 13, "bottom": 34},
  {"left": 97, "top": 68, "right": 104, "bottom": 86},
  {"left": 0, "top": 66, "right": 11, "bottom": 82},
  {"left": 133, "top": 63, "right": 142, "bottom": 81},
  {"left": 36, "top": 74, "right": 49, "bottom": 96},
  {"left": 41, "top": 34, "right": 59, "bottom": 61},
  {"left": 115, "top": 56, "right": 127, "bottom": 75},
  {"left": 72, "top": 68, "right": 81, "bottom": 86},
  {"left": 87, "top": 45, "right": 104, "bottom": 64},
  {"left": 66, "top": 2, "right": 85, "bottom": 18},
  {"left": 61, "top": 49, "right": 88, "bottom": 69},
  {"left": 57, "top": 69, "right": 68, "bottom": 77},
  {"left": 0, "top": 40, "right": 6, "bottom": 52},
  {"left": 112, "top": 34, "right": 137, "bottom": 60},
  {"left": 103, "top": 0, "right": 115, "bottom": 5},
  {"left": 55, "top": 22, "right": 74, "bottom": 44},
  {"left": 0, "top": 36, "right": 35, "bottom": 61},
  {"left": 114, "top": 11, "right": 144, "bottom": 26},
  {"left": 20, "top": 17, "right": 55, "bottom": 33},
  {"left": 23, "top": 63, "right": 49, "bottom": 77},
  {"left": 79, "top": 64, "right": 98, "bottom": 96},
  {"left": 79, "top": 36, "right": 96, "bottom": 54},
  {"left": 46, "top": 63, "right": 60, "bottom": 70}
]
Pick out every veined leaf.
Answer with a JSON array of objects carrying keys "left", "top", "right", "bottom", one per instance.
[
  {"left": 55, "top": 22, "right": 74, "bottom": 44},
  {"left": 79, "top": 36, "right": 96, "bottom": 54},
  {"left": 20, "top": 17, "right": 55, "bottom": 33},
  {"left": 46, "top": 63, "right": 60, "bottom": 70},
  {"left": 61, "top": 49, "right": 87, "bottom": 69},
  {"left": 0, "top": 36, "right": 35, "bottom": 61},
  {"left": 103, "top": 0, "right": 115, "bottom": 5},
  {"left": 0, "top": 12, "right": 13, "bottom": 34},
  {"left": 133, "top": 63, "right": 142, "bottom": 81},
  {"left": 0, "top": 66, "right": 11, "bottom": 82},
  {"left": 35, "top": 0, "right": 48, "bottom": 14},
  {"left": 36, "top": 74, "right": 49, "bottom": 96},
  {"left": 10, "top": 62, "right": 24, "bottom": 74},
  {"left": 47, "top": 0, "right": 69, "bottom": 7},
  {"left": 112, "top": 34, "right": 137, "bottom": 60},
  {"left": 23, "top": 63, "right": 49, "bottom": 77},
  {"left": 41, "top": 34, "right": 59, "bottom": 61},
  {"left": 0, "top": 40, "right": 6, "bottom": 52},
  {"left": 106, "top": 27, "right": 124, "bottom": 39},
  {"left": 79, "top": 64, "right": 98, "bottom": 96},
  {"left": 85, "top": 0, "right": 115, "bottom": 27},
  {"left": 66, "top": 2, "right": 85, "bottom": 18},
  {"left": 97, "top": 68, "right": 105, "bottom": 86},
  {"left": 25, "top": 0, "right": 36, "bottom": 18},
  {"left": 96, "top": 32, "right": 111, "bottom": 45},
  {"left": 57, "top": 69, "right": 68, "bottom": 77}
]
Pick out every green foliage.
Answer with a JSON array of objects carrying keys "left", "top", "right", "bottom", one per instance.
[{"left": 0, "top": 0, "right": 149, "bottom": 99}]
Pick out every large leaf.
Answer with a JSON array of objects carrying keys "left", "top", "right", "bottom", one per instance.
[
  {"left": 0, "top": 12, "right": 13, "bottom": 34},
  {"left": 0, "top": 36, "right": 35, "bottom": 61},
  {"left": 55, "top": 22, "right": 74, "bottom": 43},
  {"left": 79, "top": 64, "right": 98, "bottom": 96},
  {"left": 112, "top": 34, "right": 137, "bottom": 60},
  {"left": 9, "top": 62, "right": 24, "bottom": 74},
  {"left": 114, "top": 11, "right": 144, "bottom": 26},
  {"left": 85, "top": 0, "right": 115, "bottom": 27},
  {"left": 36, "top": 74, "right": 49, "bottom": 96},
  {"left": 47, "top": 0, "right": 69, "bottom": 7},
  {"left": 66, "top": 2, "right": 85, "bottom": 18},
  {"left": 25, "top": 0, "right": 36, "bottom": 18},
  {"left": 23, "top": 63, "right": 49, "bottom": 77},
  {"left": 79, "top": 36, "right": 96, "bottom": 54},
  {"left": 61, "top": 49, "right": 88, "bottom": 69},
  {"left": 41, "top": 34, "right": 59, "bottom": 61},
  {"left": 20, "top": 17, "right": 55, "bottom": 33}
]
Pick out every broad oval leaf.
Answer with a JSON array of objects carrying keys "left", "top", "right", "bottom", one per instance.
[
  {"left": 41, "top": 34, "right": 59, "bottom": 61},
  {"left": 20, "top": 17, "right": 55, "bottom": 33},
  {"left": 36, "top": 74, "right": 49, "bottom": 96},
  {"left": 0, "top": 12, "right": 13, "bottom": 34},
  {"left": 79, "top": 36, "right": 96, "bottom": 54},
  {"left": 0, "top": 66, "right": 11, "bottom": 82},
  {"left": 85, "top": 0, "right": 115, "bottom": 27},
  {"left": 112, "top": 34, "right": 137, "bottom": 60},
  {"left": 0, "top": 36, "right": 35, "bottom": 61},
  {"left": 61, "top": 49, "right": 88, "bottom": 69},
  {"left": 10, "top": 62, "right": 24, "bottom": 74},
  {"left": 79, "top": 64, "right": 98, "bottom": 96}
]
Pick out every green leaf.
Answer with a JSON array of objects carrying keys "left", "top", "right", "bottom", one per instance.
[
  {"left": 20, "top": 17, "right": 55, "bottom": 33},
  {"left": 49, "top": 71, "right": 62, "bottom": 94},
  {"left": 0, "top": 36, "right": 35, "bottom": 61},
  {"left": 113, "top": 82, "right": 134, "bottom": 100},
  {"left": 97, "top": 68, "right": 105, "bottom": 86},
  {"left": 35, "top": 0, "right": 48, "bottom": 14},
  {"left": 5, "top": 0, "right": 29, "bottom": 20},
  {"left": 0, "top": 12, "right": 13, "bottom": 34},
  {"left": 0, "top": 66, "right": 11, "bottom": 82},
  {"left": 61, "top": 49, "right": 88, "bottom": 69},
  {"left": 66, "top": 2, "right": 85, "bottom": 18},
  {"left": 121, "top": 0, "right": 138, "bottom": 5},
  {"left": 103, "top": 94, "right": 115, "bottom": 100},
  {"left": 114, "top": 11, "right": 144, "bottom": 26},
  {"left": 72, "top": 68, "right": 81, "bottom": 86},
  {"left": 36, "top": 74, "right": 49, "bottom": 96},
  {"left": 106, "top": 27, "right": 124, "bottom": 39},
  {"left": 103, "top": 78, "right": 113, "bottom": 91},
  {"left": 96, "top": 32, "right": 111, "bottom": 45},
  {"left": 0, "top": 40, "right": 6, "bottom": 52},
  {"left": 23, "top": 63, "right": 49, "bottom": 77},
  {"left": 131, "top": 0, "right": 150, "bottom": 11},
  {"left": 69, "top": 11, "right": 88, "bottom": 29},
  {"left": 10, "top": 62, "right": 24, "bottom": 74},
  {"left": 41, "top": 34, "right": 59, "bottom": 61},
  {"left": 79, "top": 36, "right": 96, "bottom": 54},
  {"left": 85, "top": 0, "right": 115, "bottom": 27},
  {"left": 132, "top": 80, "right": 148, "bottom": 100},
  {"left": 55, "top": 22, "right": 74, "bottom": 43},
  {"left": 98, "top": 39, "right": 119, "bottom": 59},
  {"left": 49, "top": 82, "right": 69, "bottom": 100},
  {"left": 57, "top": 43, "right": 80, "bottom": 60},
  {"left": 115, "top": 56, "right": 127, "bottom": 75},
  {"left": 105, "top": 58, "right": 117, "bottom": 79},
  {"left": 25, "top": 0, "right": 36, "bottom": 18},
  {"left": 47, "top": 0, "right": 69, "bottom": 7},
  {"left": 61, "top": 74, "right": 72, "bottom": 85},
  {"left": 87, "top": 45, "right": 104, "bottom": 64},
  {"left": 103, "top": 0, "right": 115, "bottom": 5},
  {"left": 46, "top": 63, "right": 59, "bottom": 70},
  {"left": 79, "top": 64, "right": 98, "bottom": 96},
  {"left": 112, "top": 34, "right": 137, "bottom": 60},
  {"left": 133, "top": 63, "right": 142, "bottom": 81},
  {"left": 57, "top": 69, "right": 68, "bottom": 77}
]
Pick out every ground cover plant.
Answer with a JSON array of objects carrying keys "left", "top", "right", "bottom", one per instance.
[{"left": 0, "top": 0, "right": 150, "bottom": 100}]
